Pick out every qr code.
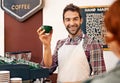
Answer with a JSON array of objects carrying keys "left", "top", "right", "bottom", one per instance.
[{"left": 86, "top": 13, "right": 105, "bottom": 45}]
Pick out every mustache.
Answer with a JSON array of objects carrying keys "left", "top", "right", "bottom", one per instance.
[
  {"left": 66, "top": 25, "right": 81, "bottom": 35},
  {"left": 67, "top": 24, "right": 78, "bottom": 28}
]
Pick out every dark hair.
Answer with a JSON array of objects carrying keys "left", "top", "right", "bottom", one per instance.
[
  {"left": 63, "top": 4, "right": 82, "bottom": 20},
  {"left": 104, "top": 0, "right": 120, "bottom": 45}
]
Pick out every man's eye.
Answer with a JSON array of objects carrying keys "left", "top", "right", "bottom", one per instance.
[
  {"left": 74, "top": 18, "right": 79, "bottom": 21},
  {"left": 65, "top": 19, "right": 70, "bottom": 21}
]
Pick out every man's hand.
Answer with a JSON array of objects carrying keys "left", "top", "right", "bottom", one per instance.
[{"left": 37, "top": 26, "right": 53, "bottom": 46}]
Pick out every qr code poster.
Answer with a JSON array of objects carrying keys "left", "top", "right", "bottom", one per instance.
[{"left": 80, "top": 6, "right": 109, "bottom": 48}]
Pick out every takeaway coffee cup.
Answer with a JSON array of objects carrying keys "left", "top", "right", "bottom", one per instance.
[
  {"left": 10, "top": 77, "right": 22, "bottom": 83},
  {"left": 42, "top": 25, "right": 52, "bottom": 33},
  {"left": 0, "top": 70, "right": 10, "bottom": 83}
]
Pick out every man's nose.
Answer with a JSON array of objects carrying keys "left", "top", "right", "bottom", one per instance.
[{"left": 69, "top": 20, "right": 75, "bottom": 25}]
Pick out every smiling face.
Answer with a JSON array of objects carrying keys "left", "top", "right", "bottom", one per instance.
[{"left": 63, "top": 10, "right": 82, "bottom": 37}]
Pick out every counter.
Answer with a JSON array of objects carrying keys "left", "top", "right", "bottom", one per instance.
[{"left": 0, "top": 64, "right": 49, "bottom": 80}]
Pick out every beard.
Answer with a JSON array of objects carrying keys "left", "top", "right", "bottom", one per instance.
[{"left": 66, "top": 24, "right": 81, "bottom": 35}]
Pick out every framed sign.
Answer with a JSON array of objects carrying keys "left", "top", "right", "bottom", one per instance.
[
  {"left": 80, "top": 6, "right": 109, "bottom": 50},
  {"left": 1, "top": 0, "right": 44, "bottom": 22}
]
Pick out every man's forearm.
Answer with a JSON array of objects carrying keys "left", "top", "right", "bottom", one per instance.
[{"left": 43, "top": 45, "right": 52, "bottom": 67}]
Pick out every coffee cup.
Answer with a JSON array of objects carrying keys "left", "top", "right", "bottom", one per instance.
[
  {"left": 10, "top": 77, "right": 22, "bottom": 83},
  {"left": 42, "top": 25, "right": 52, "bottom": 33}
]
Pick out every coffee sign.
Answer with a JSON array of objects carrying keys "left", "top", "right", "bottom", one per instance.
[{"left": 1, "top": 0, "right": 44, "bottom": 22}]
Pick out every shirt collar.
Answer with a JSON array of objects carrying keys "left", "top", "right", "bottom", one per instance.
[{"left": 65, "top": 34, "right": 83, "bottom": 45}]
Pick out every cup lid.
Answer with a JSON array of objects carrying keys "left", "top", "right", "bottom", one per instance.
[
  {"left": 11, "top": 77, "right": 22, "bottom": 80},
  {"left": 0, "top": 71, "right": 10, "bottom": 74}
]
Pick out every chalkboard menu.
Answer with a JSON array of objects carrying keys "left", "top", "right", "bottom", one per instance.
[{"left": 80, "top": 6, "right": 108, "bottom": 45}]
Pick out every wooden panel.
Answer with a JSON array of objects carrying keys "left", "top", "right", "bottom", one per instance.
[{"left": 4, "top": 10, "right": 43, "bottom": 63}]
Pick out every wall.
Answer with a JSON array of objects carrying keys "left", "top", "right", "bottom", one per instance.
[
  {"left": 43, "top": 0, "right": 118, "bottom": 72},
  {"left": 4, "top": 11, "right": 43, "bottom": 63},
  {"left": 103, "top": 51, "right": 119, "bottom": 71}
]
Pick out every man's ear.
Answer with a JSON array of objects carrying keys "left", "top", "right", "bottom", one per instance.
[{"left": 80, "top": 18, "right": 83, "bottom": 24}]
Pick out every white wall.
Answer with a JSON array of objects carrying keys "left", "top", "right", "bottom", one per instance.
[
  {"left": 43, "top": 0, "right": 118, "bottom": 72},
  {"left": 103, "top": 51, "right": 119, "bottom": 71},
  {"left": 0, "top": 5, "right": 4, "bottom": 56}
]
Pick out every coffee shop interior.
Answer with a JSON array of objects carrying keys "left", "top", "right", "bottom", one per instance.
[{"left": 0, "top": 0, "right": 119, "bottom": 83}]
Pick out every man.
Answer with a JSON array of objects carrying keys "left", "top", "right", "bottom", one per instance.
[
  {"left": 37, "top": 4, "right": 106, "bottom": 83},
  {"left": 82, "top": 0, "right": 120, "bottom": 83}
]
